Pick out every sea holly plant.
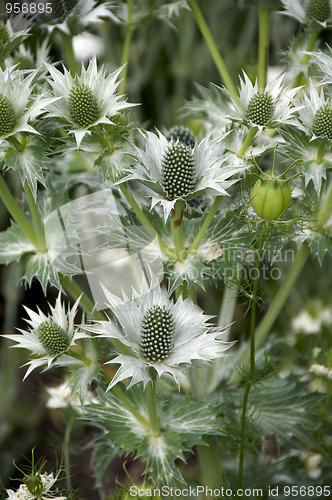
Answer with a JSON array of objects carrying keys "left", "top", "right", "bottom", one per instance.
[{"left": 0, "top": 1, "right": 332, "bottom": 499}]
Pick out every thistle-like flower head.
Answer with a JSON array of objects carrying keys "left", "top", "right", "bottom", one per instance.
[
  {"left": 85, "top": 277, "right": 234, "bottom": 389},
  {"left": 222, "top": 72, "right": 302, "bottom": 131},
  {"left": 45, "top": 58, "right": 133, "bottom": 147},
  {"left": 126, "top": 130, "right": 243, "bottom": 220},
  {"left": 0, "top": 68, "right": 54, "bottom": 139},
  {"left": 3, "top": 293, "right": 86, "bottom": 378},
  {"left": 294, "top": 83, "right": 332, "bottom": 140},
  {"left": 280, "top": 0, "right": 332, "bottom": 27}
]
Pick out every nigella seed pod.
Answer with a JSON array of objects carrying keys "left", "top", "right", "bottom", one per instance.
[
  {"left": 313, "top": 104, "right": 332, "bottom": 139},
  {"left": 246, "top": 90, "right": 275, "bottom": 126},
  {"left": 0, "top": 93, "right": 16, "bottom": 136},
  {"left": 68, "top": 84, "right": 100, "bottom": 128},
  {"left": 37, "top": 321, "right": 69, "bottom": 355},
  {"left": 306, "top": 0, "right": 330, "bottom": 23},
  {"left": 161, "top": 142, "right": 196, "bottom": 199},
  {"left": 140, "top": 306, "right": 175, "bottom": 362},
  {"left": 251, "top": 176, "right": 292, "bottom": 220},
  {"left": 168, "top": 126, "right": 196, "bottom": 148}
]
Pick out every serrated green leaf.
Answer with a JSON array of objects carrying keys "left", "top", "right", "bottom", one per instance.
[
  {"left": 0, "top": 224, "right": 35, "bottom": 265},
  {"left": 292, "top": 229, "right": 332, "bottom": 264},
  {"left": 90, "top": 437, "right": 121, "bottom": 494},
  {"left": 3, "top": 137, "right": 47, "bottom": 198},
  {"left": 67, "top": 339, "right": 102, "bottom": 403}
]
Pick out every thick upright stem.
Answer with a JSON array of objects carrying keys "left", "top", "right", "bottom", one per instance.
[
  {"left": 119, "top": 0, "right": 134, "bottom": 96},
  {"left": 146, "top": 379, "right": 160, "bottom": 436},
  {"left": 293, "top": 29, "right": 320, "bottom": 88},
  {"left": 24, "top": 181, "right": 47, "bottom": 252},
  {"left": 258, "top": 9, "right": 271, "bottom": 89},
  {"left": 237, "top": 127, "right": 259, "bottom": 157},
  {"left": 61, "top": 33, "right": 77, "bottom": 76},
  {"left": 60, "top": 275, "right": 106, "bottom": 321},
  {"left": 187, "top": 196, "right": 222, "bottom": 254},
  {"left": 186, "top": 0, "right": 240, "bottom": 106},
  {"left": 171, "top": 200, "right": 184, "bottom": 260},
  {"left": 0, "top": 176, "right": 39, "bottom": 248}
]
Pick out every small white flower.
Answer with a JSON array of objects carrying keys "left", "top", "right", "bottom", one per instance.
[
  {"left": 126, "top": 130, "right": 243, "bottom": 220},
  {"left": 309, "top": 363, "right": 332, "bottom": 379},
  {"left": 280, "top": 0, "right": 332, "bottom": 27},
  {"left": 85, "top": 277, "right": 234, "bottom": 389},
  {"left": 291, "top": 301, "right": 332, "bottom": 333},
  {"left": 45, "top": 57, "right": 133, "bottom": 148},
  {"left": 220, "top": 72, "right": 302, "bottom": 131},
  {"left": 46, "top": 0, "right": 114, "bottom": 35},
  {"left": 72, "top": 33, "right": 104, "bottom": 63},
  {"left": 46, "top": 381, "right": 98, "bottom": 412},
  {"left": 0, "top": 68, "right": 55, "bottom": 139},
  {"left": 3, "top": 293, "right": 86, "bottom": 378},
  {"left": 6, "top": 472, "right": 66, "bottom": 500}
]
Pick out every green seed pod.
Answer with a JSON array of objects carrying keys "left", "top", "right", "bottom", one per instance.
[
  {"left": 306, "top": 0, "right": 330, "bottom": 23},
  {"left": 251, "top": 176, "right": 292, "bottom": 220},
  {"left": 37, "top": 320, "right": 70, "bottom": 355},
  {"left": 68, "top": 84, "right": 100, "bottom": 128},
  {"left": 0, "top": 93, "right": 16, "bottom": 136},
  {"left": 140, "top": 305, "right": 175, "bottom": 362}
]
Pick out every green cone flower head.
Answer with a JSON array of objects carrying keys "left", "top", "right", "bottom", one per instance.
[
  {"left": 46, "top": 58, "right": 133, "bottom": 148},
  {"left": 168, "top": 126, "right": 196, "bottom": 148},
  {"left": 246, "top": 90, "right": 275, "bottom": 127},
  {"left": 0, "top": 93, "right": 16, "bottom": 136},
  {"left": 3, "top": 293, "right": 86, "bottom": 378},
  {"left": 68, "top": 83, "right": 100, "bottom": 128},
  {"left": 306, "top": 0, "right": 331, "bottom": 23},
  {"left": 13, "top": 55, "right": 35, "bottom": 70},
  {"left": 140, "top": 305, "right": 175, "bottom": 362},
  {"left": 37, "top": 320, "right": 70, "bottom": 356},
  {"left": 161, "top": 142, "right": 196, "bottom": 199},
  {"left": 86, "top": 278, "right": 234, "bottom": 389},
  {"left": 313, "top": 104, "right": 332, "bottom": 139}
]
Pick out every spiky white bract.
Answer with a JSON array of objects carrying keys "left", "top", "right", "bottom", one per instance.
[
  {"left": 309, "top": 46, "right": 332, "bottom": 84},
  {"left": 125, "top": 130, "right": 243, "bottom": 220},
  {"left": 6, "top": 40, "right": 51, "bottom": 73},
  {"left": 6, "top": 472, "right": 66, "bottom": 500},
  {"left": 280, "top": 0, "right": 332, "bottom": 26},
  {"left": 45, "top": 58, "right": 133, "bottom": 148},
  {"left": 294, "top": 83, "right": 332, "bottom": 140},
  {"left": 221, "top": 72, "right": 302, "bottom": 131},
  {"left": 46, "top": 0, "right": 114, "bottom": 35},
  {"left": 3, "top": 293, "right": 86, "bottom": 379},
  {"left": 0, "top": 68, "right": 55, "bottom": 139},
  {"left": 282, "top": 34, "right": 319, "bottom": 84},
  {"left": 85, "top": 277, "right": 234, "bottom": 389}
]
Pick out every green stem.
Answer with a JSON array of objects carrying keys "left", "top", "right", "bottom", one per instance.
[
  {"left": 317, "top": 181, "right": 332, "bottom": 228},
  {"left": 60, "top": 275, "right": 106, "bottom": 321},
  {"left": 197, "top": 442, "right": 223, "bottom": 487},
  {"left": 119, "top": 0, "right": 134, "bottom": 96},
  {"left": 238, "top": 382, "right": 251, "bottom": 488},
  {"left": 7, "top": 136, "right": 24, "bottom": 153},
  {"left": 187, "top": 196, "right": 222, "bottom": 254},
  {"left": 64, "top": 419, "right": 73, "bottom": 492},
  {"left": 316, "top": 140, "right": 326, "bottom": 165},
  {"left": 0, "top": 176, "right": 39, "bottom": 248},
  {"left": 61, "top": 33, "right": 77, "bottom": 76},
  {"left": 68, "top": 348, "right": 91, "bottom": 364},
  {"left": 258, "top": 9, "right": 271, "bottom": 89},
  {"left": 237, "top": 127, "right": 259, "bottom": 157},
  {"left": 293, "top": 29, "right": 320, "bottom": 88},
  {"left": 119, "top": 183, "right": 172, "bottom": 257},
  {"left": 24, "top": 181, "right": 47, "bottom": 252},
  {"left": 186, "top": 0, "right": 240, "bottom": 106},
  {"left": 171, "top": 200, "right": 184, "bottom": 260},
  {"left": 146, "top": 379, "right": 160, "bottom": 436}
]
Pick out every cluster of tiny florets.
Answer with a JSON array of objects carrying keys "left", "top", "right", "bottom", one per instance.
[
  {"left": 306, "top": 0, "right": 331, "bottom": 23},
  {"left": 68, "top": 84, "right": 100, "bottom": 128},
  {"left": 246, "top": 90, "right": 275, "bottom": 126},
  {"left": 161, "top": 143, "right": 196, "bottom": 199},
  {"left": 0, "top": 93, "right": 16, "bottom": 136},
  {"left": 37, "top": 321, "right": 70, "bottom": 356},
  {"left": 140, "top": 305, "right": 175, "bottom": 362},
  {"left": 313, "top": 104, "right": 332, "bottom": 139},
  {"left": 51, "top": 0, "right": 79, "bottom": 22},
  {"left": 168, "top": 126, "right": 196, "bottom": 148}
]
